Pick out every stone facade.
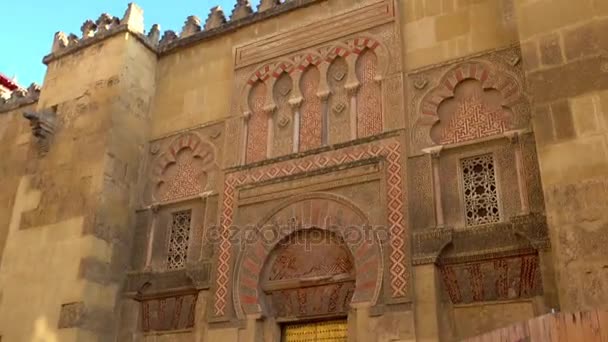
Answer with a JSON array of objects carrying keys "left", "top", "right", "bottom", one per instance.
[{"left": 0, "top": 0, "right": 606, "bottom": 341}]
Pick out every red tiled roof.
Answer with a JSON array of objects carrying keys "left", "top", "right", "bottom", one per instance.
[{"left": 0, "top": 73, "right": 19, "bottom": 91}]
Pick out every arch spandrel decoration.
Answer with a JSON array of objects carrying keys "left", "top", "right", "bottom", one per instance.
[
  {"left": 233, "top": 194, "right": 383, "bottom": 319},
  {"left": 238, "top": 36, "right": 390, "bottom": 163},
  {"left": 412, "top": 57, "right": 528, "bottom": 152},
  {"left": 151, "top": 132, "right": 218, "bottom": 203}
]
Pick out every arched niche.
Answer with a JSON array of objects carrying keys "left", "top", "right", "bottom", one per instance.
[
  {"left": 232, "top": 193, "right": 384, "bottom": 319},
  {"left": 151, "top": 132, "right": 217, "bottom": 202}
]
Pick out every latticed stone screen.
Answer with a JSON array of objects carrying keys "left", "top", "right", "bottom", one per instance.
[
  {"left": 167, "top": 210, "right": 191, "bottom": 269},
  {"left": 461, "top": 154, "right": 500, "bottom": 226}
]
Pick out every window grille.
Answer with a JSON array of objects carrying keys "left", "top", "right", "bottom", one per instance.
[
  {"left": 461, "top": 154, "right": 500, "bottom": 226},
  {"left": 167, "top": 210, "right": 191, "bottom": 269}
]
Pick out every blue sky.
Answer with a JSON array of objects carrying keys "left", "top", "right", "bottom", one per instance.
[{"left": 0, "top": 0, "right": 261, "bottom": 86}]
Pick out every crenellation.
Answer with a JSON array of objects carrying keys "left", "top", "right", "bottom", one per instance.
[
  {"left": 0, "top": 82, "right": 40, "bottom": 113},
  {"left": 147, "top": 24, "right": 161, "bottom": 45},
  {"left": 51, "top": 31, "right": 68, "bottom": 52},
  {"left": 80, "top": 20, "right": 96, "bottom": 38},
  {"left": 121, "top": 2, "right": 145, "bottom": 34},
  {"left": 181, "top": 15, "right": 202, "bottom": 38},
  {"left": 159, "top": 30, "right": 178, "bottom": 47},
  {"left": 95, "top": 13, "right": 120, "bottom": 33},
  {"left": 231, "top": 0, "right": 254, "bottom": 21},
  {"left": 258, "top": 0, "right": 280, "bottom": 12},
  {"left": 205, "top": 6, "right": 227, "bottom": 31}
]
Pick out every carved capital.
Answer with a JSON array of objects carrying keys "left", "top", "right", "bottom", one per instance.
[
  {"left": 345, "top": 82, "right": 360, "bottom": 97},
  {"left": 422, "top": 146, "right": 443, "bottom": 159},
  {"left": 243, "top": 111, "right": 252, "bottom": 121},
  {"left": 262, "top": 104, "right": 277, "bottom": 116},
  {"left": 288, "top": 96, "right": 303, "bottom": 110},
  {"left": 316, "top": 90, "right": 331, "bottom": 102}
]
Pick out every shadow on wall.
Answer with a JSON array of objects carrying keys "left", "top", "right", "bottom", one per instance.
[{"left": 32, "top": 317, "right": 57, "bottom": 342}]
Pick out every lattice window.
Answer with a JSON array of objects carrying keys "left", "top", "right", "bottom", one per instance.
[
  {"left": 167, "top": 210, "right": 191, "bottom": 269},
  {"left": 461, "top": 154, "right": 500, "bottom": 226}
]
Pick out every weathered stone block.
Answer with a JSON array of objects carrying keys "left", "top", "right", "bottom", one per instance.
[
  {"left": 550, "top": 100, "right": 576, "bottom": 141},
  {"left": 539, "top": 33, "right": 564, "bottom": 66},
  {"left": 435, "top": 11, "right": 470, "bottom": 41}
]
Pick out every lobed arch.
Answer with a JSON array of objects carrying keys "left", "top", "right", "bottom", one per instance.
[
  {"left": 413, "top": 60, "right": 524, "bottom": 149},
  {"left": 232, "top": 193, "right": 384, "bottom": 319},
  {"left": 151, "top": 132, "right": 218, "bottom": 202},
  {"left": 238, "top": 36, "right": 390, "bottom": 115}
]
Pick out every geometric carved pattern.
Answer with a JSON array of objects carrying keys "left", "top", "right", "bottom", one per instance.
[
  {"left": 263, "top": 229, "right": 355, "bottom": 318},
  {"left": 245, "top": 37, "right": 381, "bottom": 86},
  {"left": 167, "top": 210, "right": 192, "bottom": 270},
  {"left": 235, "top": 195, "right": 381, "bottom": 318},
  {"left": 266, "top": 230, "right": 353, "bottom": 282},
  {"left": 431, "top": 79, "right": 512, "bottom": 145},
  {"left": 214, "top": 138, "right": 408, "bottom": 317},
  {"left": 299, "top": 66, "right": 322, "bottom": 151},
  {"left": 246, "top": 81, "right": 268, "bottom": 163},
  {"left": 356, "top": 49, "right": 383, "bottom": 138},
  {"left": 413, "top": 58, "right": 524, "bottom": 151},
  {"left": 241, "top": 37, "right": 385, "bottom": 163},
  {"left": 461, "top": 154, "right": 500, "bottom": 226},
  {"left": 141, "top": 293, "right": 197, "bottom": 332},
  {"left": 439, "top": 254, "right": 542, "bottom": 304},
  {"left": 272, "top": 72, "right": 294, "bottom": 157},
  {"left": 327, "top": 57, "right": 350, "bottom": 144},
  {"left": 153, "top": 132, "right": 215, "bottom": 202}
]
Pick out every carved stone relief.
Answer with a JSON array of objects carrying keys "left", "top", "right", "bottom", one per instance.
[
  {"left": 246, "top": 81, "right": 268, "bottom": 163},
  {"left": 140, "top": 293, "right": 197, "bottom": 332},
  {"left": 409, "top": 47, "right": 530, "bottom": 154},
  {"left": 299, "top": 66, "right": 323, "bottom": 151},
  {"left": 356, "top": 49, "right": 383, "bottom": 138},
  {"left": 327, "top": 57, "right": 351, "bottom": 144},
  {"left": 439, "top": 254, "right": 543, "bottom": 304},
  {"left": 236, "top": 34, "right": 395, "bottom": 165},
  {"left": 146, "top": 129, "right": 221, "bottom": 205},
  {"left": 272, "top": 72, "right": 294, "bottom": 157},
  {"left": 262, "top": 229, "right": 356, "bottom": 318},
  {"left": 231, "top": 194, "right": 385, "bottom": 319}
]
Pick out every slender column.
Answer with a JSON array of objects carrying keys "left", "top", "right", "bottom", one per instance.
[
  {"left": 242, "top": 111, "right": 251, "bottom": 165},
  {"left": 345, "top": 83, "right": 360, "bottom": 140},
  {"left": 263, "top": 105, "right": 277, "bottom": 158},
  {"left": 506, "top": 131, "right": 530, "bottom": 214},
  {"left": 144, "top": 205, "right": 160, "bottom": 269},
  {"left": 424, "top": 146, "right": 444, "bottom": 227},
  {"left": 317, "top": 90, "right": 330, "bottom": 145},
  {"left": 288, "top": 97, "right": 303, "bottom": 153}
]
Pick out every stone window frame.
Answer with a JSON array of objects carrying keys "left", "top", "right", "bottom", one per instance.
[
  {"left": 456, "top": 149, "right": 504, "bottom": 228},
  {"left": 139, "top": 198, "right": 207, "bottom": 272},
  {"left": 166, "top": 209, "right": 193, "bottom": 270}
]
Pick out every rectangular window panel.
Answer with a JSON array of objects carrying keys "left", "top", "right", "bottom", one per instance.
[
  {"left": 461, "top": 154, "right": 500, "bottom": 226},
  {"left": 167, "top": 210, "right": 191, "bottom": 269}
]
